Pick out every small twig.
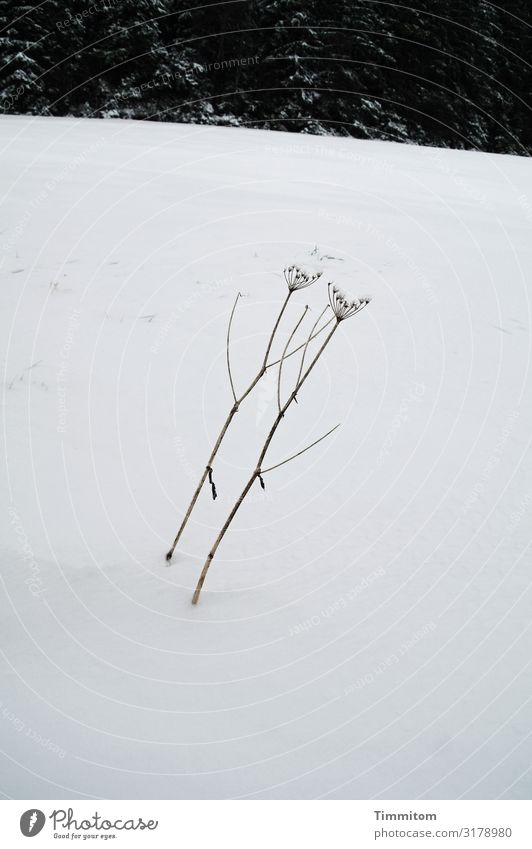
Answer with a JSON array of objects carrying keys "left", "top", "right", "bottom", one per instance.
[
  {"left": 295, "top": 305, "right": 331, "bottom": 392},
  {"left": 226, "top": 292, "right": 241, "bottom": 404},
  {"left": 207, "top": 466, "right": 217, "bottom": 500},
  {"left": 8, "top": 360, "right": 43, "bottom": 390},
  {"left": 261, "top": 423, "right": 341, "bottom": 474},
  {"left": 277, "top": 306, "right": 308, "bottom": 413},
  {"left": 262, "top": 291, "right": 292, "bottom": 369},
  {"left": 266, "top": 316, "right": 335, "bottom": 369}
]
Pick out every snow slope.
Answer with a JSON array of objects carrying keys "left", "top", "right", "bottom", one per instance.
[{"left": 0, "top": 116, "right": 531, "bottom": 800}]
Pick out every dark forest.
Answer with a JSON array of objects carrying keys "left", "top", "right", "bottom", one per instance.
[{"left": 1, "top": 1, "right": 531, "bottom": 154}]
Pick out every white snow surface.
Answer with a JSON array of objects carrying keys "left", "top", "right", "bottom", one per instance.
[{"left": 1, "top": 116, "right": 531, "bottom": 800}]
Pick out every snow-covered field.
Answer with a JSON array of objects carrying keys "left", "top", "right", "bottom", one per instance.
[{"left": 1, "top": 116, "right": 531, "bottom": 800}]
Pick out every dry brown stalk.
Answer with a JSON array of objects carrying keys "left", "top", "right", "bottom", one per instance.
[
  {"left": 165, "top": 267, "right": 321, "bottom": 562},
  {"left": 191, "top": 283, "right": 371, "bottom": 604}
]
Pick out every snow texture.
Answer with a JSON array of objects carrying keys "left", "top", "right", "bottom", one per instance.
[{"left": 0, "top": 116, "right": 531, "bottom": 799}]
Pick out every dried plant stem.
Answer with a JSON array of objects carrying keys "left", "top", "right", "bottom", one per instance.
[
  {"left": 295, "top": 305, "right": 330, "bottom": 390},
  {"left": 192, "top": 320, "right": 339, "bottom": 603},
  {"left": 166, "top": 403, "right": 239, "bottom": 560},
  {"left": 261, "top": 422, "right": 341, "bottom": 474},
  {"left": 166, "top": 291, "right": 292, "bottom": 561},
  {"left": 277, "top": 306, "right": 308, "bottom": 412},
  {"left": 262, "top": 291, "right": 291, "bottom": 369},
  {"left": 267, "top": 316, "right": 335, "bottom": 369},
  {"left": 226, "top": 291, "right": 241, "bottom": 404}
]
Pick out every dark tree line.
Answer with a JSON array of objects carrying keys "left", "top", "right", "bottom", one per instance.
[{"left": 1, "top": 0, "right": 531, "bottom": 154}]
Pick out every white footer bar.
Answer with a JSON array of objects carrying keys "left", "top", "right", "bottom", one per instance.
[{"left": 1, "top": 800, "right": 531, "bottom": 848}]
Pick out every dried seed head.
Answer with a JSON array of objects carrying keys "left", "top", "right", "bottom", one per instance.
[
  {"left": 284, "top": 266, "right": 322, "bottom": 291},
  {"left": 328, "top": 283, "right": 372, "bottom": 321}
]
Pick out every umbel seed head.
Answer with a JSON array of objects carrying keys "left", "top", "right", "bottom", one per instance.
[
  {"left": 328, "top": 282, "right": 372, "bottom": 321},
  {"left": 284, "top": 266, "right": 322, "bottom": 291}
]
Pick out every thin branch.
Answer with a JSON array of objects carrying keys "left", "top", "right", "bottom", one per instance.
[
  {"left": 166, "top": 289, "right": 291, "bottom": 561},
  {"left": 262, "top": 291, "right": 292, "bottom": 370},
  {"left": 261, "top": 423, "right": 341, "bottom": 474},
  {"left": 226, "top": 291, "right": 241, "bottom": 404},
  {"left": 295, "top": 305, "right": 331, "bottom": 392},
  {"left": 291, "top": 321, "right": 339, "bottom": 406},
  {"left": 277, "top": 305, "right": 309, "bottom": 413},
  {"left": 266, "top": 316, "right": 335, "bottom": 369}
]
